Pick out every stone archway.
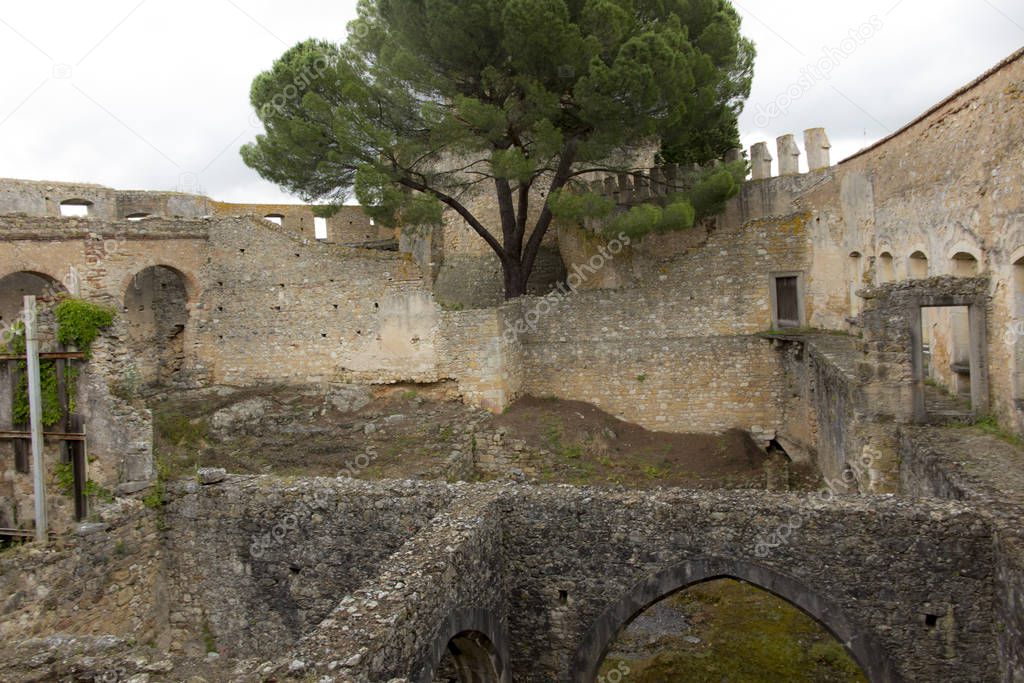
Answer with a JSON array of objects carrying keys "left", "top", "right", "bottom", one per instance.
[
  {"left": 417, "top": 608, "right": 510, "bottom": 683},
  {"left": 0, "top": 271, "right": 66, "bottom": 329},
  {"left": 571, "top": 558, "right": 898, "bottom": 683},
  {"left": 122, "top": 265, "right": 192, "bottom": 387}
]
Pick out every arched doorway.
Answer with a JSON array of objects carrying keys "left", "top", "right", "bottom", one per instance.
[
  {"left": 123, "top": 265, "right": 190, "bottom": 387},
  {"left": 433, "top": 631, "right": 507, "bottom": 683},
  {"left": 573, "top": 559, "right": 893, "bottom": 683}
]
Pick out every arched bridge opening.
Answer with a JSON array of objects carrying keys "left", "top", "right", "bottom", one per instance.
[{"left": 572, "top": 558, "right": 898, "bottom": 683}]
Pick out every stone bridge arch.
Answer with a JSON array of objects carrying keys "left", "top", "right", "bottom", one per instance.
[
  {"left": 415, "top": 607, "right": 510, "bottom": 683},
  {"left": 571, "top": 557, "right": 897, "bottom": 683}
]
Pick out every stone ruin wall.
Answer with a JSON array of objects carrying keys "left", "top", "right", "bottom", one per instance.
[
  {"left": 514, "top": 206, "right": 813, "bottom": 436},
  {"left": 154, "top": 479, "right": 1002, "bottom": 682},
  {"left": 551, "top": 49, "right": 1024, "bottom": 436},
  {"left": 791, "top": 50, "right": 1024, "bottom": 430}
]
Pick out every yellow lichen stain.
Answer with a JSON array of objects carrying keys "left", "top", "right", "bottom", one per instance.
[{"left": 744, "top": 211, "right": 811, "bottom": 237}]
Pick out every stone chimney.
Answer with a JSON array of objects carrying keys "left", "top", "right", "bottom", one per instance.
[
  {"left": 804, "top": 128, "right": 832, "bottom": 171},
  {"left": 750, "top": 142, "right": 773, "bottom": 180},
  {"left": 777, "top": 134, "right": 801, "bottom": 176}
]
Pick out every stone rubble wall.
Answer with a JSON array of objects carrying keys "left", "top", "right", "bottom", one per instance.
[
  {"left": 283, "top": 485, "right": 508, "bottom": 682},
  {"left": 262, "top": 482, "right": 1001, "bottom": 682},
  {"left": 773, "top": 333, "right": 900, "bottom": 492},
  {"left": 0, "top": 498, "right": 164, "bottom": 646},
  {"left": 160, "top": 476, "right": 453, "bottom": 658},
  {"left": 0, "top": 477, "right": 1015, "bottom": 682},
  {"left": 897, "top": 426, "right": 1024, "bottom": 682}
]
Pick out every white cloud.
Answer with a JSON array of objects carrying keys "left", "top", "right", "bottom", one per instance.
[{"left": 0, "top": 0, "right": 1021, "bottom": 200}]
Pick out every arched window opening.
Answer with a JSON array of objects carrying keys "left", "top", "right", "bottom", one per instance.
[
  {"left": 877, "top": 252, "right": 895, "bottom": 283},
  {"left": 848, "top": 252, "right": 863, "bottom": 319},
  {"left": 126, "top": 212, "right": 150, "bottom": 222},
  {"left": 59, "top": 199, "right": 92, "bottom": 217},
  {"left": 314, "top": 216, "right": 328, "bottom": 240},
  {"left": 908, "top": 251, "right": 929, "bottom": 279},
  {"left": 952, "top": 252, "right": 979, "bottom": 277},
  {"left": 0, "top": 271, "right": 65, "bottom": 322},
  {"left": 596, "top": 578, "right": 866, "bottom": 683},
  {"left": 123, "top": 266, "right": 189, "bottom": 388},
  {"left": 433, "top": 631, "right": 506, "bottom": 683},
  {"left": 264, "top": 214, "right": 284, "bottom": 226}
]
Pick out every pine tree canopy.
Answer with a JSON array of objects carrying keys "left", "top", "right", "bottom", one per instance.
[{"left": 242, "top": 0, "right": 755, "bottom": 298}]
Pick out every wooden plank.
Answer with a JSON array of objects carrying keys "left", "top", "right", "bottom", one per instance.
[
  {"left": 0, "top": 352, "right": 87, "bottom": 361},
  {"left": 0, "top": 430, "right": 86, "bottom": 441},
  {"left": 70, "top": 415, "right": 86, "bottom": 521},
  {"left": 0, "top": 528, "right": 58, "bottom": 539}
]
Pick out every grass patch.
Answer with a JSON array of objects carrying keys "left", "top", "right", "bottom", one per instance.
[
  {"left": 599, "top": 579, "right": 866, "bottom": 682},
  {"left": 950, "top": 414, "right": 1024, "bottom": 447}
]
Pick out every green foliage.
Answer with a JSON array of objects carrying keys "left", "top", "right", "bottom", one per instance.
[
  {"left": 605, "top": 199, "right": 696, "bottom": 239},
  {"left": 201, "top": 620, "right": 218, "bottom": 654},
  {"left": 5, "top": 299, "right": 113, "bottom": 428},
  {"left": 951, "top": 413, "right": 1024, "bottom": 446},
  {"left": 54, "top": 298, "right": 115, "bottom": 358},
  {"left": 242, "top": 1, "right": 755, "bottom": 297},
  {"left": 53, "top": 462, "right": 113, "bottom": 504},
  {"left": 548, "top": 189, "right": 615, "bottom": 224},
  {"left": 5, "top": 324, "right": 63, "bottom": 427}
]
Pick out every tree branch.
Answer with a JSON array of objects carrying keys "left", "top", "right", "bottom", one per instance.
[{"left": 398, "top": 177, "right": 504, "bottom": 258}]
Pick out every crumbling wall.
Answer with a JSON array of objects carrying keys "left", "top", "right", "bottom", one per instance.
[
  {"left": 437, "top": 304, "right": 524, "bottom": 412},
  {"left": 0, "top": 499, "right": 164, "bottom": 645},
  {"left": 898, "top": 425, "right": 1024, "bottom": 681},
  {"left": 774, "top": 333, "right": 898, "bottom": 492},
  {"left": 161, "top": 476, "right": 452, "bottom": 657},
  {"left": 196, "top": 217, "right": 435, "bottom": 385}
]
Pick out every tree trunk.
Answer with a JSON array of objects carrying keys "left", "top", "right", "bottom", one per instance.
[{"left": 502, "top": 257, "right": 528, "bottom": 300}]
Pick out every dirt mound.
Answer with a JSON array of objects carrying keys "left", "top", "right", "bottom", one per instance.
[{"left": 151, "top": 387, "right": 814, "bottom": 491}]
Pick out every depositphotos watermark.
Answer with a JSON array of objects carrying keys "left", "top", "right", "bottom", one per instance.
[
  {"left": 752, "top": 16, "right": 884, "bottom": 128},
  {"left": 753, "top": 450, "right": 877, "bottom": 558},
  {"left": 502, "top": 231, "right": 631, "bottom": 344},
  {"left": 249, "top": 53, "right": 331, "bottom": 128}
]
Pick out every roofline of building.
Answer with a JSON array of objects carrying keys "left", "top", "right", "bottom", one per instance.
[{"left": 838, "top": 45, "right": 1024, "bottom": 165}]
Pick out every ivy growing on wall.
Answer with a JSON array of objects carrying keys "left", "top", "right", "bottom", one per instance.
[
  {"left": 54, "top": 298, "right": 115, "bottom": 359},
  {"left": 5, "top": 298, "right": 115, "bottom": 427}
]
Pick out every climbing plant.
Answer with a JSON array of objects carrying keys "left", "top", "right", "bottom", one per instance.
[
  {"left": 5, "top": 298, "right": 115, "bottom": 427},
  {"left": 54, "top": 298, "right": 116, "bottom": 358}
]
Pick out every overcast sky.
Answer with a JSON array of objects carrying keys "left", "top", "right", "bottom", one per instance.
[{"left": 0, "top": 1, "right": 1021, "bottom": 203}]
